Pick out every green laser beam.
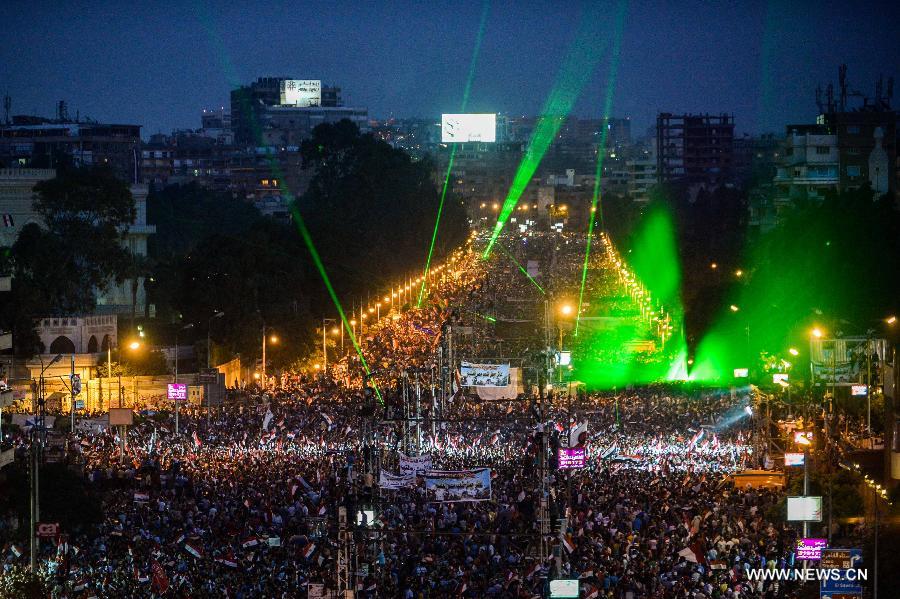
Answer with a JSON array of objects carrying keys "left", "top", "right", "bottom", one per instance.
[
  {"left": 290, "top": 201, "right": 384, "bottom": 404},
  {"left": 418, "top": 0, "right": 490, "bottom": 307},
  {"left": 575, "top": 2, "right": 626, "bottom": 337},
  {"left": 483, "top": 8, "right": 611, "bottom": 258},
  {"left": 195, "top": 6, "right": 382, "bottom": 402},
  {"left": 497, "top": 242, "right": 545, "bottom": 295}
]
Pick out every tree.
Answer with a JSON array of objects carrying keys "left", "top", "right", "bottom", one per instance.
[
  {"left": 174, "top": 218, "right": 314, "bottom": 369},
  {"left": 0, "top": 166, "right": 136, "bottom": 356},
  {"left": 297, "top": 120, "right": 469, "bottom": 308},
  {"left": 145, "top": 183, "right": 265, "bottom": 323},
  {"left": 0, "top": 567, "right": 49, "bottom": 599}
]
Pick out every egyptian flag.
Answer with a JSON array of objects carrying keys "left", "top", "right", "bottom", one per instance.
[
  {"left": 151, "top": 560, "right": 169, "bottom": 594},
  {"left": 688, "top": 429, "right": 705, "bottom": 449},
  {"left": 584, "top": 585, "right": 600, "bottom": 599},
  {"left": 184, "top": 540, "right": 204, "bottom": 559},
  {"left": 562, "top": 533, "right": 575, "bottom": 553},
  {"left": 242, "top": 536, "right": 260, "bottom": 548},
  {"left": 678, "top": 546, "right": 699, "bottom": 563},
  {"left": 569, "top": 422, "right": 588, "bottom": 448},
  {"left": 192, "top": 431, "right": 202, "bottom": 450},
  {"left": 216, "top": 552, "right": 239, "bottom": 568},
  {"left": 9, "top": 544, "right": 23, "bottom": 558},
  {"left": 302, "top": 542, "right": 316, "bottom": 560}
]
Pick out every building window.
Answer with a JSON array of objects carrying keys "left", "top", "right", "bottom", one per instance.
[
  {"left": 815, "top": 146, "right": 830, "bottom": 155},
  {"left": 846, "top": 165, "right": 861, "bottom": 178}
]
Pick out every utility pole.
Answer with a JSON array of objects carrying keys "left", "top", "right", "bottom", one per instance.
[{"left": 70, "top": 354, "right": 75, "bottom": 433}]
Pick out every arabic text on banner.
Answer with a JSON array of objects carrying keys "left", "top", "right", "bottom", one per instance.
[
  {"left": 398, "top": 453, "right": 432, "bottom": 475},
  {"left": 460, "top": 362, "right": 510, "bottom": 387},
  {"left": 378, "top": 471, "right": 416, "bottom": 490}
]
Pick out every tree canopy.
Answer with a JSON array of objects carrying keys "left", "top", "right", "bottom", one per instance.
[
  {"left": 296, "top": 120, "right": 469, "bottom": 306},
  {"left": 0, "top": 166, "right": 136, "bottom": 355}
]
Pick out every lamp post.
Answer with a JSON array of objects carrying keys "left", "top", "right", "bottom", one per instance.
[
  {"left": 174, "top": 323, "right": 194, "bottom": 435},
  {"left": 262, "top": 327, "right": 277, "bottom": 384},
  {"left": 322, "top": 318, "right": 335, "bottom": 374},
  {"left": 30, "top": 353, "right": 61, "bottom": 570},
  {"left": 206, "top": 311, "right": 224, "bottom": 426},
  {"left": 207, "top": 311, "right": 224, "bottom": 369}
]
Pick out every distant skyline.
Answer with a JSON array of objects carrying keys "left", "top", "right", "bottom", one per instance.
[{"left": 2, "top": 1, "right": 898, "bottom": 139}]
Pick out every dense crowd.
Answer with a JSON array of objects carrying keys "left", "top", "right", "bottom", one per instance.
[{"left": 0, "top": 236, "right": 819, "bottom": 598}]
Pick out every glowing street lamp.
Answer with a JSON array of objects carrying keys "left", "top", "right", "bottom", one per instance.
[
  {"left": 887, "top": 316, "right": 897, "bottom": 325},
  {"left": 729, "top": 305, "right": 739, "bottom": 312},
  {"left": 128, "top": 340, "right": 141, "bottom": 351},
  {"left": 811, "top": 327, "right": 824, "bottom": 339},
  {"left": 559, "top": 304, "right": 574, "bottom": 317},
  {"left": 789, "top": 348, "right": 799, "bottom": 356}
]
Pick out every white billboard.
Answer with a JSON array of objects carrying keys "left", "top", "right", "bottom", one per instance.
[
  {"left": 787, "top": 496, "right": 822, "bottom": 521},
  {"left": 280, "top": 79, "right": 321, "bottom": 106},
  {"left": 441, "top": 113, "right": 496, "bottom": 143}
]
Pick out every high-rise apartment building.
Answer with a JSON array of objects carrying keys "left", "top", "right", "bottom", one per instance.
[{"left": 656, "top": 113, "right": 735, "bottom": 185}]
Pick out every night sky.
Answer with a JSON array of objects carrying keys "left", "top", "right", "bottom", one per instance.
[{"left": 2, "top": 0, "right": 897, "bottom": 138}]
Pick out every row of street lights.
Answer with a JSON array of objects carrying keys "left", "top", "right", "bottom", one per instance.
[{"left": 314, "top": 257, "right": 463, "bottom": 372}]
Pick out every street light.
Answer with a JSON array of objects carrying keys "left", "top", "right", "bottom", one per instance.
[
  {"left": 811, "top": 327, "right": 824, "bottom": 338},
  {"left": 201, "top": 311, "right": 225, "bottom": 426},
  {"left": 128, "top": 340, "right": 141, "bottom": 351},
  {"left": 174, "top": 323, "right": 194, "bottom": 435},
  {"left": 322, "top": 318, "right": 336, "bottom": 373},
  {"left": 262, "top": 327, "right": 278, "bottom": 382},
  {"left": 331, "top": 326, "right": 343, "bottom": 354},
  {"left": 729, "top": 304, "right": 740, "bottom": 312},
  {"left": 789, "top": 348, "right": 800, "bottom": 356},
  {"left": 207, "top": 311, "right": 225, "bottom": 369},
  {"left": 559, "top": 304, "right": 573, "bottom": 317}
]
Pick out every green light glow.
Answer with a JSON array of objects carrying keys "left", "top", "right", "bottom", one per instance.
[
  {"left": 576, "top": 4, "right": 625, "bottom": 336},
  {"left": 289, "top": 201, "right": 384, "bottom": 404},
  {"left": 483, "top": 9, "right": 613, "bottom": 258},
  {"left": 418, "top": 0, "right": 490, "bottom": 307},
  {"left": 196, "top": 10, "right": 382, "bottom": 402},
  {"left": 572, "top": 205, "right": 687, "bottom": 389}
]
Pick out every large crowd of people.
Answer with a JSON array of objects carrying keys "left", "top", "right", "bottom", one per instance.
[{"left": 0, "top": 235, "right": 836, "bottom": 598}]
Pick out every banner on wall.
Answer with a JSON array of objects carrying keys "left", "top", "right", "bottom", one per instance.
[
  {"left": 398, "top": 453, "right": 432, "bottom": 476},
  {"left": 424, "top": 469, "right": 491, "bottom": 502},
  {"left": 378, "top": 472, "right": 416, "bottom": 490},
  {"left": 460, "top": 362, "right": 510, "bottom": 387}
]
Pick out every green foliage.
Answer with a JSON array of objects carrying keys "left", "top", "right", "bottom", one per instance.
[
  {"left": 0, "top": 166, "right": 136, "bottom": 357},
  {"left": 297, "top": 120, "right": 469, "bottom": 304},
  {"left": 174, "top": 218, "right": 314, "bottom": 368},
  {"left": 146, "top": 183, "right": 265, "bottom": 323},
  {"left": 146, "top": 183, "right": 264, "bottom": 260},
  {"left": 0, "top": 566, "right": 49, "bottom": 599}
]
